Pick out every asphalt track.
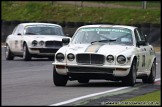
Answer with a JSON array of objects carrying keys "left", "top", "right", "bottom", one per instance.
[{"left": 1, "top": 47, "right": 161, "bottom": 106}]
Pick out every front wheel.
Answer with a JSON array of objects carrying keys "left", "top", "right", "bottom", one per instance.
[
  {"left": 122, "top": 59, "right": 137, "bottom": 86},
  {"left": 53, "top": 66, "right": 68, "bottom": 86},
  {"left": 142, "top": 59, "right": 156, "bottom": 83},
  {"left": 5, "top": 44, "right": 14, "bottom": 60},
  {"left": 23, "top": 44, "right": 31, "bottom": 61}
]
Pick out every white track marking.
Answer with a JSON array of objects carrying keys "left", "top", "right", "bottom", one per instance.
[
  {"left": 50, "top": 78, "right": 160, "bottom": 106},
  {"left": 50, "top": 87, "right": 129, "bottom": 106}
]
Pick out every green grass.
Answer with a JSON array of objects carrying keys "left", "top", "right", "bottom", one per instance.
[
  {"left": 1, "top": 1, "right": 160, "bottom": 24},
  {"left": 107, "top": 90, "right": 161, "bottom": 106},
  {"left": 122, "top": 90, "right": 161, "bottom": 106}
]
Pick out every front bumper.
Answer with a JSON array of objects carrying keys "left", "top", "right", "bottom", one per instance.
[
  {"left": 29, "top": 47, "right": 59, "bottom": 55},
  {"left": 53, "top": 63, "right": 131, "bottom": 77}
]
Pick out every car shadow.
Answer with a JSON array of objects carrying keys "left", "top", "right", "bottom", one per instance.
[
  {"left": 12, "top": 58, "right": 54, "bottom": 61},
  {"left": 66, "top": 81, "right": 142, "bottom": 87}
]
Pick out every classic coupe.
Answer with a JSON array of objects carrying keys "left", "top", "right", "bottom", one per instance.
[
  {"left": 52, "top": 25, "right": 156, "bottom": 86},
  {"left": 5, "top": 23, "right": 69, "bottom": 61}
]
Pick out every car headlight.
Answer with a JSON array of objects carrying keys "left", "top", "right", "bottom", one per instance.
[
  {"left": 39, "top": 41, "right": 44, "bottom": 46},
  {"left": 117, "top": 55, "right": 126, "bottom": 64},
  {"left": 32, "top": 40, "right": 38, "bottom": 46},
  {"left": 67, "top": 53, "right": 75, "bottom": 61},
  {"left": 106, "top": 55, "right": 114, "bottom": 63},
  {"left": 56, "top": 53, "right": 65, "bottom": 62}
]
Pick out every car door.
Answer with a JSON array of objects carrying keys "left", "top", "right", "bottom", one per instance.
[
  {"left": 12, "top": 24, "right": 24, "bottom": 54},
  {"left": 137, "top": 28, "right": 151, "bottom": 71},
  {"left": 135, "top": 28, "right": 150, "bottom": 72}
]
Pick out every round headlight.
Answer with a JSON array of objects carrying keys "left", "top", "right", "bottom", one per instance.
[
  {"left": 67, "top": 53, "right": 75, "bottom": 61},
  {"left": 39, "top": 41, "right": 44, "bottom": 46},
  {"left": 56, "top": 53, "right": 64, "bottom": 62},
  {"left": 117, "top": 55, "right": 126, "bottom": 64},
  {"left": 32, "top": 40, "right": 38, "bottom": 46},
  {"left": 106, "top": 55, "right": 114, "bottom": 63}
]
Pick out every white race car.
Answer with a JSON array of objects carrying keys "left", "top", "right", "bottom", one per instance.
[
  {"left": 5, "top": 23, "right": 70, "bottom": 61},
  {"left": 52, "top": 25, "right": 156, "bottom": 86}
]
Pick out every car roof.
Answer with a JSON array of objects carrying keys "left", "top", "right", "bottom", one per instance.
[
  {"left": 19, "top": 23, "right": 62, "bottom": 27},
  {"left": 78, "top": 24, "right": 137, "bottom": 30}
]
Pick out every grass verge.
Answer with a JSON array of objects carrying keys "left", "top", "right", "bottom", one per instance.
[
  {"left": 1, "top": 1, "right": 160, "bottom": 24},
  {"left": 104, "top": 90, "right": 160, "bottom": 106},
  {"left": 121, "top": 90, "right": 161, "bottom": 106}
]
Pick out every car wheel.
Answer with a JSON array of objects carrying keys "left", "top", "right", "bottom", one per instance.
[
  {"left": 53, "top": 66, "right": 68, "bottom": 86},
  {"left": 78, "top": 79, "right": 89, "bottom": 83},
  {"left": 23, "top": 44, "right": 31, "bottom": 61},
  {"left": 122, "top": 59, "right": 137, "bottom": 86},
  {"left": 142, "top": 59, "right": 156, "bottom": 83},
  {"left": 5, "top": 44, "right": 14, "bottom": 60}
]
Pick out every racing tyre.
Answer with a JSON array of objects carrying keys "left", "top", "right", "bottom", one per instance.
[
  {"left": 78, "top": 79, "right": 89, "bottom": 83},
  {"left": 5, "top": 44, "right": 14, "bottom": 60},
  {"left": 122, "top": 59, "right": 137, "bottom": 86},
  {"left": 142, "top": 60, "right": 156, "bottom": 83},
  {"left": 53, "top": 66, "right": 68, "bottom": 86},
  {"left": 23, "top": 44, "right": 31, "bottom": 61}
]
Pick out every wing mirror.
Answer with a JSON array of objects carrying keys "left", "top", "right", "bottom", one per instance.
[{"left": 62, "top": 38, "right": 70, "bottom": 46}]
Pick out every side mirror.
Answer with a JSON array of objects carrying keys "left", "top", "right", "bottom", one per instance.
[
  {"left": 62, "top": 38, "right": 70, "bottom": 46},
  {"left": 136, "top": 40, "right": 146, "bottom": 47},
  {"left": 17, "top": 33, "right": 22, "bottom": 36},
  {"left": 145, "top": 34, "right": 148, "bottom": 42}
]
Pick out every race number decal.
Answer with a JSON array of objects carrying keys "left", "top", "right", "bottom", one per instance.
[
  {"left": 15, "top": 40, "right": 18, "bottom": 48},
  {"left": 142, "top": 55, "right": 145, "bottom": 67}
]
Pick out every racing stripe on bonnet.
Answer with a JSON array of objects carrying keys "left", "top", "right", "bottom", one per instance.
[{"left": 85, "top": 44, "right": 103, "bottom": 53}]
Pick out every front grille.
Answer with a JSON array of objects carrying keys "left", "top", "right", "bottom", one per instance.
[
  {"left": 76, "top": 54, "right": 105, "bottom": 64},
  {"left": 68, "top": 66, "right": 114, "bottom": 74},
  {"left": 45, "top": 41, "right": 62, "bottom": 48},
  {"left": 39, "top": 49, "right": 58, "bottom": 53}
]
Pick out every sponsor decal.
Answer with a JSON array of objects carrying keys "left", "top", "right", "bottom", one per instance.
[{"left": 81, "top": 28, "right": 131, "bottom": 34}]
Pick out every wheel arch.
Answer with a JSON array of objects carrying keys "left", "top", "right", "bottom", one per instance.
[
  {"left": 130, "top": 55, "right": 138, "bottom": 71},
  {"left": 149, "top": 56, "right": 156, "bottom": 71},
  {"left": 23, "top": 41, "right": 27, "bottom": 46},
  {"left": 131, "top": 55, "right": 137, "bottom": 65}
]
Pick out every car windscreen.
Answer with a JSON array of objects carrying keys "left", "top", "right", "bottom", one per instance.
[
  {"left": 24, "top": 25, "right": 64, "bottom": 36},
  {"left": 71, "top": 27, "right": 133, "bottom": 45}
]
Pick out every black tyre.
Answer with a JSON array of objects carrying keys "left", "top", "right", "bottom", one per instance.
[
  {"left": 53, "top": 66, "right": 68, "bottom": 86},
  {"left": 78, "top": 79, "right": 89, "bottom": 83},
  {"left": 5, "top": 44, "right": 14, "bottom": 60},
  {"left": 142, "top": 60, "right": 156, "bottom": 83},
  {"left": 23, "top": 44, "right": 31, "bottom": 61},
  {"left": 122, "top": 59, "right": 137, "bottom": 86}
]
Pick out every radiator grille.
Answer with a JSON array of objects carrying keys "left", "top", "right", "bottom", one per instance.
[
  {"left": 76, "top": 54, "right": 105, "bottom": 65},
  {"left": 45, "top": 41, "right": 62, "bottom": 48}
]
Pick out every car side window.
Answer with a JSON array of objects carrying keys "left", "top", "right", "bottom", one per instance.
[
  {"left": 12, "top": 25, "right": 18, "bottom": 35},
  {"left": 137, "top": 28, "right": 148, "bottom": 45},
  {"left": 134, "top": 29, "right": 141, "bottom": 42},
  {"left": 13, "top": 25, "right": 21, "bottom": 35},
  {"left": 19, "top": 25, "right": 24, "bottom": 35},
  {"left": 137, "top": 28, "right": 146, "bottom": 41}
]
